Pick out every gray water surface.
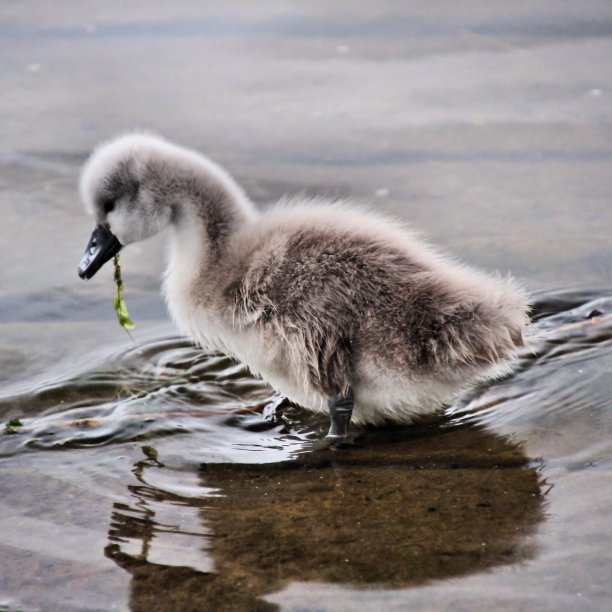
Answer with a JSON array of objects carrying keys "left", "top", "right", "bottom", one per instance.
[{"left": 1, "top": 2, "right": 612, "bottom": 611}]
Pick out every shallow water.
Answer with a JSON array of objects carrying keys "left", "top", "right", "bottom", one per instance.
[
  {"left": 2, "top": 2, "right": 612, "bottom": 611},
  {"left": 1, "top": 290, "right": 611, "bottom": 611}
]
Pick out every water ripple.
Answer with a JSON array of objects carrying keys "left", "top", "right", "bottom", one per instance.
[
  {"left": 449, "top": 290, "right": 612, "bottom": 465},
  {"left": 2, "top": 290, "right": 611, "bottom": 463},
  {"left": 0, "top": 337, "right": 321, "bottom": 456}
]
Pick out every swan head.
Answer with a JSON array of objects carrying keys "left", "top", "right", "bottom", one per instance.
[{"left": 77, "top": 132, "right": 174, "bottom": 279}]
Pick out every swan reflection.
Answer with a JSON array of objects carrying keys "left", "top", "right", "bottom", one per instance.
[{"left": 105, "top": 420, "right": 544, "bottom": 610}]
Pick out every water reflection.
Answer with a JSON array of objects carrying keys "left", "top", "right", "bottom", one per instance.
[{"left": 104, "top": 422, "right": 543, "bottom": 610}]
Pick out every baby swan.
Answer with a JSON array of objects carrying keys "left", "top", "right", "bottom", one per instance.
[{"left": 78, "top": 133, "right": 528, "bottom": 440}]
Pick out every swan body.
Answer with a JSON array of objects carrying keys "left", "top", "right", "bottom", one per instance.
[{"left": 78, "top": 133, "right": 528, "bottom": 432}]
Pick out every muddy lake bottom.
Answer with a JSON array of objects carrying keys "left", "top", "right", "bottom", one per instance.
[{"left": 0, "top": 288, "right": 610, "bottom": 611}]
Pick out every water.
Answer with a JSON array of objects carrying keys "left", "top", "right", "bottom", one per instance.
[
  {"left": 1, "top": 292, "right": 610, "bottom": 611},
  {"left": 2, "top": 2, "right": 612, "bottom": 611}
]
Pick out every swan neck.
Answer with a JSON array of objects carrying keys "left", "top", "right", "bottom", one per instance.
[{"left": 154, "top": 151, "right": 256, "bottom": 255}]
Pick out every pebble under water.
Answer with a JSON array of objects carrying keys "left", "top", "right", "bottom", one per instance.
[{"left": 1, "top": 288, "right": 610, "bottom": 611}]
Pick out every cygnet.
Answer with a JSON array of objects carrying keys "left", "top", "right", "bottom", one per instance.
[{"left": 78, "top": 133, "right": 528, "bottom": 440}]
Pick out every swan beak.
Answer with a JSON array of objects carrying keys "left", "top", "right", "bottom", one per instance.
[{"left": 78, "top": 224, "right": 122, "bottom": 279}]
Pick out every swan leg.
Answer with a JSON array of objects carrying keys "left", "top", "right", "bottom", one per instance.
[{"left": 326, "top": 386, "right": 354, "bottom": 439}]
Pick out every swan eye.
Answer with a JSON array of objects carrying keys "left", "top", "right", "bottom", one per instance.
[{"left": 101, "top": 198, "right": 115, "bottom": 214}]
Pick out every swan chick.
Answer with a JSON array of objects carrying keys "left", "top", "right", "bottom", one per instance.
[{"left": 78, "top": 133, "right": 529, "bottom": 440}]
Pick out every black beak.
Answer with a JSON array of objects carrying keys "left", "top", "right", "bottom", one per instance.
[{"left": 78, "top": 224, "right": 122, "bottom": 279}]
